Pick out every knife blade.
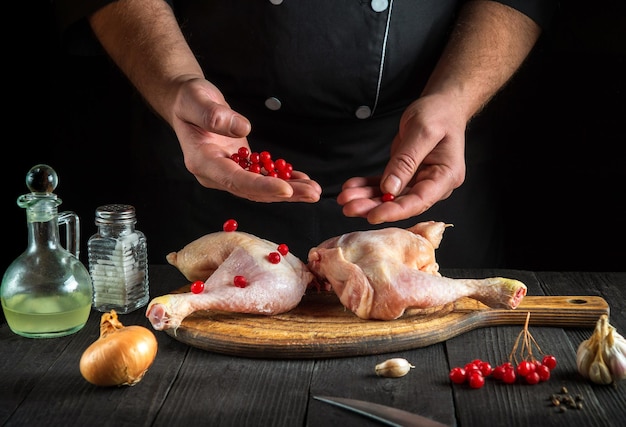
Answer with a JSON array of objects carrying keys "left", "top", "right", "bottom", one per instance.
[{"left": 313, "top": 395, "right": 448, "bottom": 427}]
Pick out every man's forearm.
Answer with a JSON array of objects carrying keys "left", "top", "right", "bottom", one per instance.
[
  {"left": 422, "top": 0, "right": 541, "bottom": 121},
  {"left": 89, "top": 0, "right": 204, "bottom": 124}
]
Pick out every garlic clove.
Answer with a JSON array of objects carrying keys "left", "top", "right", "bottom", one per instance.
[
  {"left": 375, "top": 358, "right": 415, "bottom": 378},
  {"left": 589, "top": 352, "right": 613, "bottom": 385},
  {"left": 576, "top": 338, "right": 595, "bottom": 378},
  {"left": 606, "top": 328, "right": 626, "bottom": 383}
]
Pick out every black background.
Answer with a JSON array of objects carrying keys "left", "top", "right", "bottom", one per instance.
[{"left": 9, "top": 1, "right": 624, "bottom": 275}]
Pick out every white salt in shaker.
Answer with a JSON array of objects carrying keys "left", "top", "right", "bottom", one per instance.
[{"left": 88, "top": 204, "right": 149, "bottom": 314}]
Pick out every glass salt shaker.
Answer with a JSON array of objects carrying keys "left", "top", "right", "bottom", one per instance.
[
  {"left": 88, "top": 204, "right": 149, "bottom": 314},
  {"left": 1, "top": 164, "right": 93, "bottom": 338}
]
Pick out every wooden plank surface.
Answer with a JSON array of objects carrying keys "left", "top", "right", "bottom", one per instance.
[
  {"left": 163, "top": 284, "right": 609, "bottom": 358},
  {"left": 2, "top": 267, "right": 624, "bottom": 427}
]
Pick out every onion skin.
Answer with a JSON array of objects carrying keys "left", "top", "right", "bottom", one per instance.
[{"left": 80, "top": 310, "right": 158, "bottom": 387}]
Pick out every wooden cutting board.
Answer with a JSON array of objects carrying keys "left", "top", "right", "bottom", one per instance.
[{"left": 163, "top": 288, "right": 609, "bottom": 359}]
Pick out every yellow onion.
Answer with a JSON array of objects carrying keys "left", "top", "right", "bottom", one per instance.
[{"left": 80, "top": 310, "right": 158, "bottom": 387}]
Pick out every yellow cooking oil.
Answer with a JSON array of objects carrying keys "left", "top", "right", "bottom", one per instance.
[{"left": 2, "top": 293, "right": 92, "bottom": 338}]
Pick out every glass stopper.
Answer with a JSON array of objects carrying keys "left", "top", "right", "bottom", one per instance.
[{"left": 25, "top": 164, "right": 58, "bottom": 194}]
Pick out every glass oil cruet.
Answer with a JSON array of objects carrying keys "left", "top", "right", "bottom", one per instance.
[{"left": 1, "top": 164, "right": 93, "bottom": 338}]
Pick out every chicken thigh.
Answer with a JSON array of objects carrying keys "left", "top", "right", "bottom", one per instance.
[
  {"left": 147, "top": 231, "right": 314, "bottom": 330},
  {"left": 307, "top": 221, "right": 527, "bottom": 320}
]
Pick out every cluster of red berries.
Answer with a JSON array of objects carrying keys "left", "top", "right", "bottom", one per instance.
[
  {"left": 230, "top": 147, "right": 293, "bottom": 180},
  {"left": 449, "top": 355, "right": 557, "bottom": 389}
]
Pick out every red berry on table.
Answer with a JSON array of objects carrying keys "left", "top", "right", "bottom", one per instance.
[
  {"left": 190, "top": 280, "right": 205, "bottom": 294},
  {"left": 501, "top": 368, "right": 517, "bottom": 384},
  {"left": 233, "top": 275, "right": 247, "bottom": 288},
  {"left": 449, "top": 367, "right": 467, "bottom": 384},
  {"left": 464, "top": 362, "right": 480, "bottom": 373},
  {"left": 268, "top": 252, "right": 281, "bottom": 264},
  {"left": 478, "top": 361, "right": 493, "bottom": 377},
  {"left": 516, "top": 360, "right": 534, "bottom": 376},
  {"left": 536, "top": 364, "right": 551, "bottom": 381},
  {"left": 277, "top": 244, "right": 289, "bottom": 256},
  {"left": 223, "top": 219, "right": 238, "bottom": 232},
  {"left": 542, "top": 354, "right": 557, "bottom": 370},
  {"left": 381, "top": 193, "right": 395, "bottom": 202},
  {"left": 492, "top": 365, "right": 506, "bottom": 380},
  {"left": 467, "top": 371, "right": 485, "bottom": 389},
  {"left": 524, "top": 371, "right": 540, "bottom": 385}
]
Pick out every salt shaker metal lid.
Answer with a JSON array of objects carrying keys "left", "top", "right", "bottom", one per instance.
[{"left": 95, "top": 204, "right": 137, "bottom": 224}]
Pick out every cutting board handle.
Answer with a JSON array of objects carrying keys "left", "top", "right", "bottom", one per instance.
[{"left": 463, "top": 295, "right": 609, "bottom": 327}]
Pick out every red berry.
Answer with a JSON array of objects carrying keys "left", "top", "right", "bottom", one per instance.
[
  {"left": 259, "top": 151, "right": 272, "bottom": 163},
  {"left": 492, "top": 365, "right": 506, "bottom": 380},
  {"left": 237, "top": 147, "right": 250, "bottom": 159},
  {"left": 278, "top": 169, "right": 292, "bottom": 180},
  {"left": 277, "top": 244, "right": 289, "bottom": 256},
  {"left": 250, "top": 152, "right": 260, "bottom": 163},
  {"left": 230, "top": 153, "right": 241, "bottom": 162},
  {"left": 233, "top": 275, "right": 247, "bottom": 288},
  {"left": 516, "top": 360, "right": 534, "bottom": 376},
  {"left": 449, "top": 367, "right": 466, "bottom": 384},
  {"left": 524, "top": 371, "right": 540, "bottom": 385},
  {"left": 274, "top": 158, "right": 287, "bottom": 171},
  {"left": 464, "top": 362, "right": 478, "bottom": 370},
  {"left": 268, "top": 252, "right": 281, "bottom": 264},
  {"left": 238, "top": 158, "right": 250, "bottom": 169},
  {"left": 467, "top": 372, "right": 485, "bottom": 389},
  {"left": 381, "top": 193, "right": 395, "bottom": 202},
  {"left": 536, "top": 364, "right": 551, "bottom": 381},
  {"left": 190, "top": 280, "right": 205, "bottom": 294},
  {"left": 223, "top": 219, "right": 238, "bottom": 232},
  {"left": 263, "top": 160, "right": 275, "bottom": 172},
  {"left": 501, "top": 368, "right": 517, "bottom": 384},
  {"left": 249, "top": 163, "right": 262, "bottom": 174},
  {"left": 478, "top": 361, "right": 493, "bottom": 377},
  {"left": 542, "top": 355, "right": 557, "bottom": 370}
]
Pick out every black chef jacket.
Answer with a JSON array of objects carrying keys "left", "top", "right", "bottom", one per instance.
[{"left": 52, "top": 0, "right": 557, "bottom": 267}]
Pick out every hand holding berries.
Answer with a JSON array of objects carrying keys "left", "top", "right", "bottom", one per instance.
[{"left": 226, "top": 147, "right": 322, "bottom": 203}]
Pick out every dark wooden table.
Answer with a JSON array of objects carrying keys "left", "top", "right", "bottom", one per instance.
[{"left": 2, "top": 266, "right": 625, "bottom": 426}]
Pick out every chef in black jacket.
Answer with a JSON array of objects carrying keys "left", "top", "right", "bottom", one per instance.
[{"left": 53, "top": 0, "right": 556, "bottom": 267}]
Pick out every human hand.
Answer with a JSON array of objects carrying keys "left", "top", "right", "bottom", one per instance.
[
  {"left": 337, "top": 94, "right": 467, "bottom": 223},
  {"left": 169, "top": 78, "right": 322, "bottom": 203}
]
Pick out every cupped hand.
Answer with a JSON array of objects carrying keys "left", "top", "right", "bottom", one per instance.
[
  {"left": 337, "top": 94, "right": 467, "bottom": 224},
  {"left": 169, "top": 78, "right": 322, "bottom": 203}
]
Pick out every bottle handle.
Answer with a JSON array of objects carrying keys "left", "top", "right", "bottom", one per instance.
[{"left": 58, "top": 211, "right": 81, "bottom": 259}]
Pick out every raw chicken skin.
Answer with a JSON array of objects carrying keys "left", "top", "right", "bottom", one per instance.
[
  {"left": 147, "top": 232, "right": 314, "bottom": 331},
  {"left": 307, "top": 221, "right": 527, "bottom": 320}
]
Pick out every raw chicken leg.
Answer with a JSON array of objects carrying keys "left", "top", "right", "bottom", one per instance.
[
  {"left": 307, "top": 221, "right": 527, "bottom": 320},
  {"left": 147, "top": 232, "right": 314, "bottom": 330}
]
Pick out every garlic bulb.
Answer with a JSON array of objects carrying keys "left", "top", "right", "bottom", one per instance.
[
  {"left": 375, "top": 358, "right": 415, "bottom": 378},
  {"left": 576, "top": 314, "right": 626, "bottom": 385}
]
